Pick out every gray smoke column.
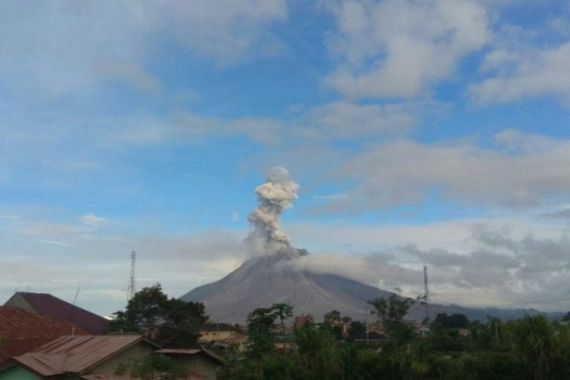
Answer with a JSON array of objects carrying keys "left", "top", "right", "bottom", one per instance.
[{"left": 246, "top": 166, "right": 299, "bottom": 255}]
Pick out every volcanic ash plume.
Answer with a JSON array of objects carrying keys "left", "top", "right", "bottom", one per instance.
[{"left": 246, "top": 166, "right": 299, "bottom": 256}]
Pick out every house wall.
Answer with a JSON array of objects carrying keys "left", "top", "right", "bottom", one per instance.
[
  {"left": 199, "top": 330, "right": 234, "bottom": 343},
  {"left": 88, "top": 342, "right": 155, "bottom": 377},
  {"left": 171, "top": 354, "right": 219, "bottom": 380},
  {"left": 0, "top": 365, "right": 41, "bottom": 380}
]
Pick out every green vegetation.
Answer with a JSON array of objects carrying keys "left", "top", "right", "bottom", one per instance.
[
  {"left": 218, "top": 300, "right": 570, "bottom": 380},
  {"left": 115, "top": 354, "right": 185, "bottom": 380},
  {"left": 108, "top": 288, "right": 570, "bottom": 379},
  {"left": 108, "top": 283, "right": 208, "bottom": 348}
]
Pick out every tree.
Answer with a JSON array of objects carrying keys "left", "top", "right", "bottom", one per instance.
[
  {"left": 321, "top": 310, "right": 344, "bottom": 340},
  {"left": 368, "top": 295, "right": 414, "bottom": 324},
  {"left": 155, "top": 298, "right": 208, "bottom": 347},
  {"left": 116, "top": 284, "right": 169, "bottom": 334},
  {"left": 324, "top": 310, "right": 341, "bottom": 325},
  {"left": 247, "top": 306, "right": 279, "bottom": 358},
  {"left": 295, "top": 323, "right": 343, "bottom": 379},
  {"left": 271, "top": 303, "right": 293, "bottom": 336},
  {"left": 348, "top": 321, "right": 367, "bottom": 340},
  {"left": 369, "top": 295, "right": 415, "bottom": 345},
  {"left": 109, "top": 284, "right": 208, "bottom": 348},
  {"left": 432, "top": 313, "right": 469, "bottom": 329},
  {"left": 118, "top": 354, "right": 185, "bottom": 380},
  {"left": 513, "top": 315, "right": 556, "bottom": 380}
]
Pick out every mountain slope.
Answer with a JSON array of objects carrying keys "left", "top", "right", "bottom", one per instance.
[
  {"left": 181, "top": 250, "right": 553, "bottom": 323},
  {"left": 181, "top": 253, "right": 392, "bottom": 322}
]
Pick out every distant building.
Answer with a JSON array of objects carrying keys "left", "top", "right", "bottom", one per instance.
[
  {"left": 4, "top": 292, "right": 108, "bottom": 334},
  {"left": 199, "top": 323, "right": 242, "bottom": 343},
  {"left": 0, "top": 307, "right": 88, "bottom": 365},
  {"left": 458, "top": 328, "right": 471, "bottom": 337},
  {"left": 199, "top": 323, "right": 247, "bottom": 352},
  {"left": 273, "top": 342, "right": 298, "bottom": 351},
  {"left": 294, "top": 314, "right": 314, "bottom": 330}
]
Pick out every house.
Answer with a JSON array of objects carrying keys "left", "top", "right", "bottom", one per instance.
[
  {"left": 4, "top": 292, "right": 108, "bottom": 334},
  {"left": 293, "top": 315, "right": 314, "bottom": 330},
  {"left": 0, "top": 335, "right": 158, "bottom": 379},
  {"left": 156, "top": 349, "right": 225, "bottom": 380},
  {"left": 198, "top": 323, "right": 242, "bottom": 344},
  {"left": 458, "top": 328, "right": 471, "bottom": 337},
  {"left": 0, "top": 307, "right": 88, "bottom": 365},
  {"left": 0, "top": 335, "right": 225, "bottom": 380},
  {"left": 199, "top": 324, "right": 247, "bottom": 352}
]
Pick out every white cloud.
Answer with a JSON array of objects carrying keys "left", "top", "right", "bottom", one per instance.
[
  {"left": 80, "top": 213, "right": 108, "bottom": 227},
  {"left": 144, "top": 0, "right": 288, "bottom": 65},
  {"left": 287, "top": 219, "right": 570, "bottom": 310},
  {"left": 0, "top": 0, "right": 288, "bottom": 96},
  {"left": 325, "top": 0, "right": 490, "bottom": 99},
  {"left": 113, "top": 100, "right": 427, "bottom": 148},
  {"left": 493, "top": 128, "right": 559, "bottom": 154},
  {"left": 305, "top": 101, "right": 417, "bottom": 138},
  {"left": 0, "top": 1, "right": 148, "bottom": 97},
  {"left": 0, "top": 212, "right": 246, "bottom": 315},
  {"left": 314, "top": 132, "right": 570, "bottom": 213},
  {"left": 470, "top": 41, "right": 570, "bottom": 105}
]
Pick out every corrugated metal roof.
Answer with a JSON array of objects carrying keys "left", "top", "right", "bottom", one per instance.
[
  {"left": 0, "top": 307, "right": 88, "bottom": 364},
  {"left": 13, "top": 335, "right": 151, "bottom": 376},
  {"left": 81, "top": 375, "right": 135, "bottom": 380},
  {"left": 8, "top": 292, "right": 108, "bottom": 334},
  {"left": 155, "top": 348, "right": 201, "bottom": 355},
  {"left": 81, "top": 374, "right": 204, "bottom": 380},
  {"left": 156, "top": 348, "right": 225, "bottom": 365}
]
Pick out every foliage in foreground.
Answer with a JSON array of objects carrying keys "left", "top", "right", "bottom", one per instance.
[
  {"left": 108, "top": 283, "right": 208, "bottom": 348},
  {"left": 219, "top": 300, "right": 570, "bottom": 380}
]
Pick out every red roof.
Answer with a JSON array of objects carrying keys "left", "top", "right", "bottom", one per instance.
[
  {"left": 6, "top": 292, "right": 108, "bottom": 334},
  {"left": 0, "top": 307, "right": 88, "bottom": 364}
]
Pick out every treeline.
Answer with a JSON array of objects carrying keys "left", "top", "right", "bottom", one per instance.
[
  {"left": 109, "top": 285, "right": 570, "bottom": 379},
  {"left": 220, "top": 296, "right": 570, "bottom": 380}
]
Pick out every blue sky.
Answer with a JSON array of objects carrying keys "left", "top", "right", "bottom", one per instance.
[{"left": 1, "top": 0, "right": 570, "bottom": 316}]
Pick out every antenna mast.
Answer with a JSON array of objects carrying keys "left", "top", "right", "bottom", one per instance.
[
  {"left": 127, "top": 251, "right": 136, "bottom": 302},
  {"left": 72, "top": 286, "right": 81, "bottom": 305},
  {"left": 423, "top": 265, "right": 430, "bottom": 322}
]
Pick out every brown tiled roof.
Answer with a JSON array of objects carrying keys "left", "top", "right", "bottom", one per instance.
[
  {"left": 11, "top": 292, "right": 108, "bottom": 334},
  {"left": 0, "top": 307, "right": 88, "bottom": 364},
  {"left": 12, "top": 335, "right": 155, "bottom": 377}
]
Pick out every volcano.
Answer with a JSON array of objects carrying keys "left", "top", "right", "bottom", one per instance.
[
  {"left": 181, "top": 167, "right": 547, "bottom": 323},
  {"left": 181, "top": 247, "right": 394, "bottom": 322},
  {"left": 180, "top": 167, "right": 393, "bottom": 322},
  {"left": 181, "top": 248, "right": 545, "bottom": 323}
]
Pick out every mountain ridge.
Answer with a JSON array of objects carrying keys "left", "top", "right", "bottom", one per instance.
[{"left": 181, "top": 248, "right": 557, "bottom": 323}]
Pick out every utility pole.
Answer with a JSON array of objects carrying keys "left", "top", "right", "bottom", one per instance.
[
  {"left": 127, "top": 251, "right": 136, "bottom": 302},
  {"left": 423, "top": 265, "right": 430, "bottom": 322}
]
